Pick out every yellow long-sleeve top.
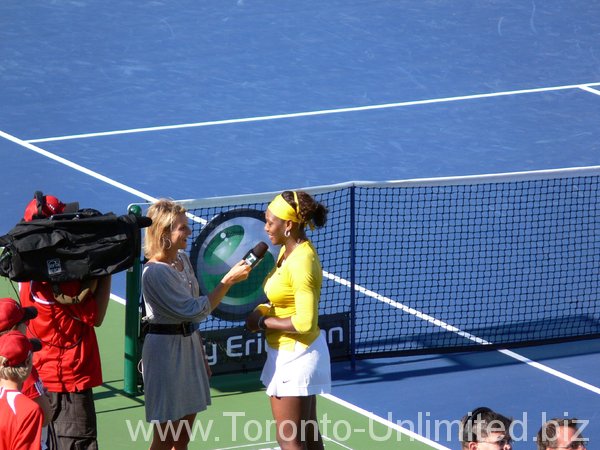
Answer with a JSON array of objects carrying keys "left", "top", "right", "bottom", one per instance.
[{"left": 263, "top": 241, "right": 322, "bottom": 351}]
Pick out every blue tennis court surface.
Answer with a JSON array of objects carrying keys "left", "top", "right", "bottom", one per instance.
[{"left": 2, "top": 1, "right": 600, "bottom": 448}]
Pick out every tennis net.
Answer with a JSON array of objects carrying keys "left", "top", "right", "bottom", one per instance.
[{"left": 129, "top": 165, "right": 600, "bottom": 370}]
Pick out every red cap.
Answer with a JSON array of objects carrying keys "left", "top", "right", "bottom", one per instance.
[
  {"left": 23, "top": 192, "right": 79, "bottom": 222},
  {"left": 0, "top": 298, "right": 38, "bottom": 331},
  {"left": 0, "top": 331, "right": 41, "bottom": 367}
]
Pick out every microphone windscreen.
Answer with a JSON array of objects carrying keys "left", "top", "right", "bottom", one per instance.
[
  {"left": 136, "top": 216, "right": 153, "bottom": 228},
  {"left": 253, "top": 241, "right": 269, "bottom": 258}
]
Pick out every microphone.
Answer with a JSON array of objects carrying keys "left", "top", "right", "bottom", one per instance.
[
  {"left": 243, "top": 242, "right": 269, "bottom": 268},
  {"left": 135, "top": 216, "right": 153, "bottom": 229}
]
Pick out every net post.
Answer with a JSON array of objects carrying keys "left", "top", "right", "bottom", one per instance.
[
  {"left": 124, "top": 204, "right": 142, "bottom": 396},
  {"left": 349, "top": 185, "right": 357, "bottom": 370}
]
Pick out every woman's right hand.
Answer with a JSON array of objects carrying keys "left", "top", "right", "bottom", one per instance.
[
  {"left": 245, "top": 309, "right": 264, "bottom": 332},
  {"left": 221, "top": 260, "right": 252, "bottom": 286}
]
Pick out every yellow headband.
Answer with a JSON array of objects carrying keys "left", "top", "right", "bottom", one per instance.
[
  {"left": 268, "top": 192, "right": 315, "bottom": 230},
  {"left": 268, "top": 193, "right": 300, "bottom": 223}
]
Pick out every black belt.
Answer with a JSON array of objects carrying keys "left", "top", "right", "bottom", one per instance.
[{"left": 146, "top": 322, "right": 195, "bottom": 336}]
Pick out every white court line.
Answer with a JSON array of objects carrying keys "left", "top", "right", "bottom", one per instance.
[
  {"left": 579, "top": 85, "right": 600, "bottom": 96},
  {"left": 0, "top": 130, "right": 157, "bottom": 203},
  {"left": 24, "top": 81, "right": 600, "bottom": 143},
  {"left": 321, "top": 393, "right": 450, "bottom": 450},
  {"left": 325, "top": 269, "right": 600, "bottom": 396},
  {"left": 497, "top": 348, "right": 600, "bottom": 395},
  {"left": 111, "top": 294, "right": 126, "bottom": 306}
]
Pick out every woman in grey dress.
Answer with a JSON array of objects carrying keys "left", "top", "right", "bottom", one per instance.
[{"left": 141, "top": 199, "right": 251, "bottom": 450}]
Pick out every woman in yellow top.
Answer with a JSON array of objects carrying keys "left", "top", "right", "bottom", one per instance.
[{"left": 246, "top": 190, "right": 331, "bottom": 450}]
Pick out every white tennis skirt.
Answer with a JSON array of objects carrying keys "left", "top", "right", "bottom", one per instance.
[{"left": 261, "top": 331, "right": 331, "bottom": 397}]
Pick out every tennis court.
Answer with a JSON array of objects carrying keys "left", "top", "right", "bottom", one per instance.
[{"left": 2, "top": 1, "right": 600, "bottom": 449}]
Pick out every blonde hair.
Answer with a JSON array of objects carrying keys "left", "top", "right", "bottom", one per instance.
[
  {"left": 0, "top": 354, "right": 32, "bottom": 383},
  {"left": 143, "top": 199, "right": 187, "bottom": 260}
]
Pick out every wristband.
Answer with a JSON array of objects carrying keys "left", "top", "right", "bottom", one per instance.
[{"left": 258, "top": 316, "right": 267, "bottom": 331}]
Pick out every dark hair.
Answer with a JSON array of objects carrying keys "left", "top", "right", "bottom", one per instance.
[
  {"left": 281, "top": 191, "right": 328, "bottom": 228},
  {"left": 460, "top": 407, "right": 513, "bottom": 445},
  {"left": 537, "top": 418, "right": 586, "bottom": 450}
]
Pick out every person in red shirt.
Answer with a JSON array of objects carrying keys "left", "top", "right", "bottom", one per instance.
[
  {"left": 0, "top": 297, "right": 52, "bottom": 448},
  {"left": 18, "top": 193, "right": 111, "bottom": 450},
  {"left": 0, "top": 330, "right": 44, "bottom": 450}
]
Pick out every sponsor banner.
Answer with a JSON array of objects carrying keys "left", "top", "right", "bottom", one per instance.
[{"left": 202, "top": 313, "right": 350, "bottom": 375}]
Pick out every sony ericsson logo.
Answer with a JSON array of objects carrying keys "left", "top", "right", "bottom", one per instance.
[{"left": 190, "top": 208, "right": 277, "bottom": 322}]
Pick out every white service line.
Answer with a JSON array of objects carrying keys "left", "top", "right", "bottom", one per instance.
[
  {"left": 24, "top": 81, "right": 600, "bottom": 144},
  {"left": 579, "top": 85, "right": 600, "bottom": 96}
]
